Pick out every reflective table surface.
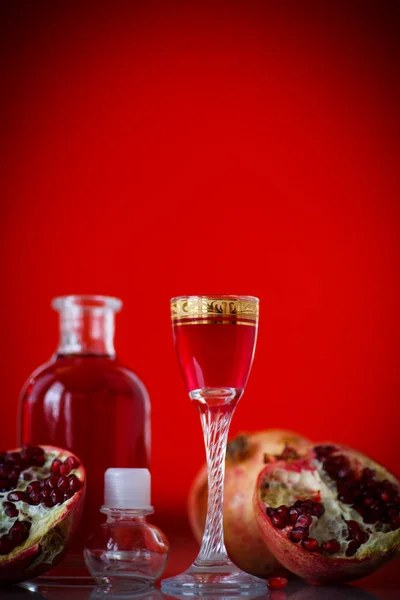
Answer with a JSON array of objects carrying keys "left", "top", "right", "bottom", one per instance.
[{"left": 0, "top": 536, "right": 399, "bottom": 600}]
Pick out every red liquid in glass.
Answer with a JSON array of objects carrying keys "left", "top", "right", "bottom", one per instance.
[
  {"left": 20, "top": 354, "right": 150, "bottom": 561},
  {"left": 173, "top": 320, "right": 257, "bottom": 393}
]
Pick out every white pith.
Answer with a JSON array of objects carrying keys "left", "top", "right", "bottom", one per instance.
[
  {"left": 261, "top": 453, "right": 400, "bottom": 559},
  {"left": 0, "top": 449, "right": 81, "bottom": 560}
]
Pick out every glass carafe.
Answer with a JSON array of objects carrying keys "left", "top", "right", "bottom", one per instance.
[{"left": 18, "top": 295, "right": 151, "bottom": 583}]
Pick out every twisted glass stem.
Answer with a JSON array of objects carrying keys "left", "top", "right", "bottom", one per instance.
[{"left": 194, "top": 404, "right": 234, "bottom": 565}]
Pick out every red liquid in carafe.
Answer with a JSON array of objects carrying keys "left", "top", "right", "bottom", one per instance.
[{"left": 20, "top": 354, "right": 150, "bottom": 556}]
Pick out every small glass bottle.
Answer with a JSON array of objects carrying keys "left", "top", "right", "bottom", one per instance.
[{"left": 84, "top": 468, "right": 169, "bottom": 594}]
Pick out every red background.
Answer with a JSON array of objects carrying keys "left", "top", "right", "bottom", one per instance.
[{"left": 1, "top": 0, "right": 399, "bottom": 547}]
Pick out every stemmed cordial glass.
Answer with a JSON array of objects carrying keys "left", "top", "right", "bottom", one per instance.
[{"left": 161, "top": 295, "right": 265, "bottom": 594}]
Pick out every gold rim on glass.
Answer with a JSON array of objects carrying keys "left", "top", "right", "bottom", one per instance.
[{"left": 170, "top": 295, "right": 259, "bottom": 326}]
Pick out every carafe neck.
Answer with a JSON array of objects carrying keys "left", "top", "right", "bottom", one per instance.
[
  {"left": 53, "top": 295, "right": 122, "bottom": 357},
  {"left": 101, "top": 507, "right": 153, "bottom": 523}
]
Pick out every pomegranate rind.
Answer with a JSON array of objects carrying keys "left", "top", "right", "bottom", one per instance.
[
  {"left": 0, "top": 445, "right": 86, "bottom": 584},
  {"left": 253, "top": 443, "right": 400, "bottom": 584},
  {"left": 188, "top": 429, "right": 311, "bottom": 577}
]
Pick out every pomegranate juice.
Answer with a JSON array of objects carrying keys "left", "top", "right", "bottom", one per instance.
[{"left": 173, "top": 320, "right": 257, "bottom": 393}]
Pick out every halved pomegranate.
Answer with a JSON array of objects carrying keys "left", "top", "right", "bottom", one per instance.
[
  {"left": 254, "top": 443, "right": 400, "bottom": 584},
  {"left": 0, "top": 445, "right": 85, "bottom": 584},
  {"left": 188, "top": 429, "right": 311, "bottom": 577}
]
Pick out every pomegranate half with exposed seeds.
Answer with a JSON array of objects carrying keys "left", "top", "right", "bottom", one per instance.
[
  {"left": 254, "top": 443, "right": 400, "bottom": 584},
  {"left": 0, "top": 445, "right": 85, "bottom": 584},
  {"left": 188, "top": 429, "right": 311, "bottom": 577}
]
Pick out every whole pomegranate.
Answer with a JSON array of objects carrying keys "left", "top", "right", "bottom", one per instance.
[
  {"left": 254, "top": 443, "right": 400, "bottom": 584},
  {"left": 188, "top": 429, "right": 311, "bottom": 577},
  {"left": 0, "top": 445, "right": 86, "bottom": 584}
]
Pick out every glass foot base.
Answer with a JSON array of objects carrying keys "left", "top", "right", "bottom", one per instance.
[{"left": 161, "top": 560, "right": 266, "bottom": 596}]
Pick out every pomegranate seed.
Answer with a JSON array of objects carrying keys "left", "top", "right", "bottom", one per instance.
[
  {"left": 27, "top": 481, "right": 41, "bottom": 494},
  {"left": 7, "top": 491, "right": 30, "bottom": 503},
  {"left": 31, "top": 454, "right": 46, "bottom": 467},
  {"left": 381, "top": 479, "right": 395, "bottom": 491},
  {"left": 0, "top": 536, "right": 13, "bottom": 555},
  {"left": 11, "top": 521, "right": 28, "bottom": 533},
  {"left": 289, "top": 508, "right": 300, "bottom": 524},
  {"left": 270, "top": 506, "right": 289, "bottom": 529},
  {"left": 363, "top": 497, "right": 375, "bottom": 507},
  {"left": 40, "top": 489, "right": 51, "bottom": 501},
  {"left": 337, "top": 467, "right": 352, "bottom": 479},
  {"left": 43, "top": 499, "right": 54, "bottom": 508},
  {"left": 47, "top": 475, "right": 59, "bottom": 489},
  {"left": 362, "top": 468, "right": 376, "bottom": 480},
  {"left": 29, "top": 491, "right": 41, "bottom": 506},
  {"left": 381, "top": 492, "right": 391, "bottom": 503},
  {"left": 338, "top": 487, "right": 356, "bottom": 504},
  {"left": 9, "top": 521, "right": 29, "bottom": 544},
  {"left": 267, "top": 577, "right": 288, "bottom": 590},
  {"left": 51, "top": 459, "right": 62, "bottom": 474},
  {"left": 63, "top": 491, "right": 73, "bottom": 502},
  {"left": 59, "top": 463, "right": 71, "bottom": 476},
  {"left": 271, "top": 514, "right": 288, "bottom": 529},
  {"left": 347, "top": 520, "right": 362, "bottom": 536},
  {"left": 69, "top": 474, "right": 82, "bottom": 493},
  {"left": 276, "top": 505, "right": 289, "bottom": 517},
  {"left": 311, "top": 502, "right": 325, "bottom": 518},
  {"left": 322, "top": 539, "right": 341, "bottom": 554},
  {"left": 346, "top": 540, "right": 361, "bottom": 557},
  {"left": 51, "top": 489, "right": 64, "bottom": 505},
  {"left": 9, "top": 529, "right": 23, "bottom": 545},
  {"left": 4, "top": 506, "right": 19, "bottom": 519},
  {"left": 40, "top": 477, "right": 50, "bottom": 489},
  {"left": 65, "top": 456, "right": 80, "bottom": 471},
  {"left": 302, "top": 538, "right": 320, "bottom": 552},
  {"left": 57, "top": 476, "right": 69, "bottom": 491},
  {"left": 290, "top": 527, "right": 308, "bottom": 543},
  {"left": 9, "top": 469, "right": 21, "bottom": 481},
  {"left": 296, "top": 514, "right": 312, "bottom": 528},
  {"left": 347, "top": 521, "right": 368, "bottom": 544}
]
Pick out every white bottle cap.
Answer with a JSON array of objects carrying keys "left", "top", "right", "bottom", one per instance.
[{"left": 104, "top": 468, "right": 152, "bottom": 510}]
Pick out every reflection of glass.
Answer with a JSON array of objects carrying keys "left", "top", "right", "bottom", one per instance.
[
  {"left": 162, "top": 296, "right": 265, "bottom": 594},
  {"left": 18, "top": 295, "right": 150, "bottom": 581},
  {"left": 90, "top": 583, "right": 165, "bottom": 600}
]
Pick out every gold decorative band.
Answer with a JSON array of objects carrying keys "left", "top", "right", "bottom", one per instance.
[
  {"left": 171, "top": 297, "right": 259, "bottom": 322},
  {"left": 173, "top": 319, "right": 257, "bottom": 327}
]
